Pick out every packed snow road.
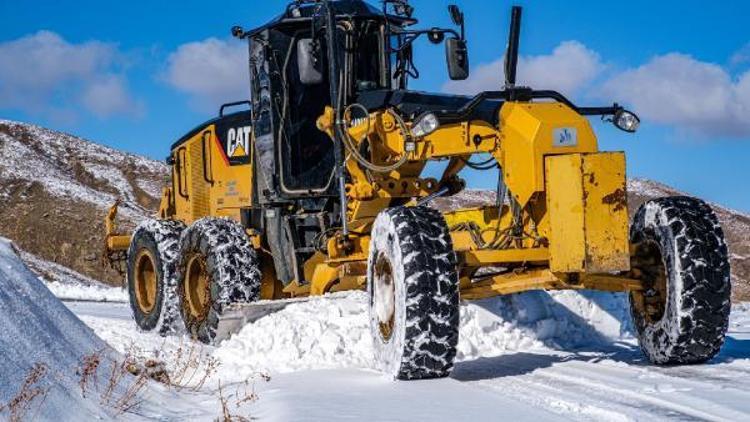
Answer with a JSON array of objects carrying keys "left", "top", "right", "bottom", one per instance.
[{"left": 65, "top": 291, "right": 750, "bottom": 421}]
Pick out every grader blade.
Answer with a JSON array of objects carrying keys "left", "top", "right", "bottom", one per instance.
[{"left": 213, "top": 295, "right": 351, "bottom": 342}]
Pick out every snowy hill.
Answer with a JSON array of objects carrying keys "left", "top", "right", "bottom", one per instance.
[
  {"left": 0, "top": 120, "right": 167, "bottom": 284},
  {"left": 0, "top": 237, "right": 114, "bottom": 420}
]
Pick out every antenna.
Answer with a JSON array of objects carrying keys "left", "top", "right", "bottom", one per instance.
[{"left": 504, "top": 6, "right": 522, "bottom": 88}]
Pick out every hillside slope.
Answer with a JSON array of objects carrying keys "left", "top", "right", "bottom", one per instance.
[{"left": 0, "top": 120, "right": 167, "bottom": 284}]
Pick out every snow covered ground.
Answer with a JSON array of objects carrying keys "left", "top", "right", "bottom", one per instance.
[
  {"left": 20, "top": 248, "right": 128, "bottom": 302},
  {"left": 66, "top": 291, "right": 750, "bottom": 421},
  {"left": 6, "top": 234, "right": 750, "bottom": 421}
]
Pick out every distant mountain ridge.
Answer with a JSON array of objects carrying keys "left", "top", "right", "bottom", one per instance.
[
  {"left": 0, "top": 119, "right": 166, "bottom": 284},
  {"left": 1, "top": 119, "right": 747, "bottom": 300}
]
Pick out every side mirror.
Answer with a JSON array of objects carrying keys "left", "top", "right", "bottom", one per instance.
[
  {"left": 231, "top": 25, "right": 245, "bottom": 39},
  {"left": 297, "top": 38, "right": 323, "bottom": 85},
  {"left": 446, "top": 38, "right": 469, "bottom": 80}
]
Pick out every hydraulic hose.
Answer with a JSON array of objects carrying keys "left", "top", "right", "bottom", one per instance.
[{"left": 338, "top": 103, "right": 411, "bottom": 173}]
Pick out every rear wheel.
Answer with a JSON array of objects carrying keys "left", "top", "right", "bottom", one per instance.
[
  {"left": 368, "top": 206, "right": 460, "bottom": 380},
  {"left": 629, "top": 196, "right": 731, "bottom": 364},
  {"left": 126, "top": 219, "right": 185, "bottom": 335},
  {"left": 177, "top": 218, "right": 261, "bottom": 344}
]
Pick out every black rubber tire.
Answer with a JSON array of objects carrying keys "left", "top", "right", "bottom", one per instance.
[
  {"left": 126, "top": 219, "right": 185, "bottom": 336},
  {"left": 368, "top": 206, "right": 460, "bottom": 380},
  {"left": 177, "top": 217, "right": 261, "bottom": 344},
  {"left": 629, "top": 196, "right": 731, "bottom": 364}
]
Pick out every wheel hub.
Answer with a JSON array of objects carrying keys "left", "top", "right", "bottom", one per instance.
[
  {"left": 134, "top": 249, "right": 157, "bottom": 314},
  {"left": 630, "top": 240, "right": 668, "bottom": 323},
  {"left": 184, "top": 254, "right": 211, "bottom": 322},
  {"left": 373, "top": 252, "right": 396, "bottom": 341}
]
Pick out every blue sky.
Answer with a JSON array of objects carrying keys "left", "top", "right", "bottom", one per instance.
[{"left": 1, "top": 0, "right": 749, "bottom": 212}]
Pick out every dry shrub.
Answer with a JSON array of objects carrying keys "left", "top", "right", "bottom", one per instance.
[
  {"left": 215, "top": 373, "right": 271, "bottom": 422},
  {"left": 0, "top": 363, "right": 50, "bottom": 422},
  {"left": 133, "top": 338, "right": 221, "bottom": 391},
  {"left": 76, "top": 350, "right": 103, "bottom": 398},
  {"left": 74, "top": 348, "right": 159, "bottom": 416},
  {"left": 170, "top": 344, "right": 220, "bottom": 391}
]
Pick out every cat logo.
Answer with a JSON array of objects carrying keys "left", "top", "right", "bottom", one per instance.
[{"left": 227, "top": 126, "right": 252, "bottom": 157}]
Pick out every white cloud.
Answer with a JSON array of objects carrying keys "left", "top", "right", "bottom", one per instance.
[
  {"left": 443, "top": 40, "right": 750, "bottom": 139},
  {"left": 0, "top": 31, "right": 140, "bottom": 120},
  {"left": 163, "top": 38, "right": 249, "bottom": 112},
  {"left": 81, "top": 75, "right": 144, "bottom": 118},
  {"left": 443, "top": 41, "right": 604, "bottom": 95},
  {"left": 730, "top": 42, "right": 750, "bottom": 66},
  {"left": 601, "top": 53, "right": 750, "bottom": 137}
]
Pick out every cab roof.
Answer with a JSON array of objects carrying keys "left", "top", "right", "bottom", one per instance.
[{"left": 246, "top": 0, "right": 416, "bottom": 38}]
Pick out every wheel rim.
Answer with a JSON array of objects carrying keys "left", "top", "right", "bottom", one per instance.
[
  {"left": 373, "top": 252, "right": 396, "bottom": 341},
  {"left": 134, "top": 249, "right": 158, "bottom": 314},
  {"left": 184, "top": 254, "right": 211, "bottom": 323},
  {"left": 630, "top": 240, "right": 668, "bottom": 324}
]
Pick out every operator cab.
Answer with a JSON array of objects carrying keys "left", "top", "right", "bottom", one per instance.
[
  {"left": 234, "top": 0, "right": 471, "bottom": 202},
  {"left": 242, "top": 1, "right": 402, "bottom": 202},
  {"left": 230, "top": 0, "right": 474, "bottom": 285}
]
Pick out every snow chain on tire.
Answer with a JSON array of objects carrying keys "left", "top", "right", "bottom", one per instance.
[
  {"left": 629, "top": 196, "right": 731, "bottom": 364},
  {"left": 177, "top": 217, "right": 261, "bottom": 344},
  {"left": 126, "top": 219, "right": 186, "bottom": 336},
  {"left": 368, "top": 206, "right": 460, "bottom": 380}
]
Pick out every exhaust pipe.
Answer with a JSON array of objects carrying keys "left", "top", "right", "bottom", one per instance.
[{"left": 504, "top": 6, "right": 522, "bottom": 88}]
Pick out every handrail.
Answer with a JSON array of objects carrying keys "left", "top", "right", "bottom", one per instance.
[
  {"left": 219, "top": 100, "right": 252, "bottom": 117},
  {"left": 202, "top": 130, "right": 215, "bottom": 185},
  {"left": 432, "top": 87, "right": 623, "bottom": 124},
  {"left": 176, "top": 147, "right": 189, "bottom": 199}
]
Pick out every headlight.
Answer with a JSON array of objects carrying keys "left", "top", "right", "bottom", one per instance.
[
  {"left": 411, "top": 112, "right": 440, "bottom": 138},
  {"left": 613, "top": 109, "right": 640, "bottom": 133}
]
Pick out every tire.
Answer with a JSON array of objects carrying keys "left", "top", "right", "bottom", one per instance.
[
  {"left": 629, "top": 196, "right": 731, "bottom": 364},
  {"left": 126, "top": 219, "right": 185, "bottom": 336},
  {"left": 368, "top": 206, "right": 460, "bottom": 380},
  {"left": 177, "top": 217, "right": 261, "bottom": 344}
]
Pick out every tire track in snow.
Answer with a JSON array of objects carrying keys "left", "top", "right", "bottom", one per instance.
[
  {"left": 455, "top": 352, "right": 750, "bottom": 421},
  {"left": 536, "top": 368, "right": 744, "bottom": 422},
  {"left": 552, "top": 360, "right": 750, "bottom": 420},
  {"left": 462, "top": 371, "right": 641, "bottom": 421},
  {"left": 454, "top": 354, "right": 697, "bottom": 421}
]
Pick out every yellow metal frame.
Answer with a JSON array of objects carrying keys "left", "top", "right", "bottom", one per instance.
[{"left": 105, "top": 99, "right": 642, "bottom": 302}]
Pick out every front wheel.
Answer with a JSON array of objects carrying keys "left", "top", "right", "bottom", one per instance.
[
  {"left": 629, "top": 196, "right": 731, "bottom": 364},
  {"left": 368, "top": 206, "right": 460, "bottom": 380}
]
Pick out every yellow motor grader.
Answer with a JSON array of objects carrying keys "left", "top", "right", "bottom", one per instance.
[{"left": 104, "top": 0, "right": 731, "bottom": 380}]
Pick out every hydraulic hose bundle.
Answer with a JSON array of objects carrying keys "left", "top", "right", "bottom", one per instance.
[{"left": 339, "top": 103, "right": 411, "bottom": 173}]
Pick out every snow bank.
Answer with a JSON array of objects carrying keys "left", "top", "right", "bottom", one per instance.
[
  {"left": 0, "top": 237, "right": 113, "bottom": 420},
  {"left": 20, "top": 249, "right": 128, "bottom": 302},
  {"left": 213, "top": 289, "right": 634, "bottom": 382},
  {"left": 44, "top": 281, "right": 128, "bottom": 302}
]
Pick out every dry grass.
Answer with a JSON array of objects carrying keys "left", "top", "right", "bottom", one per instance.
[
  {"left": 215, "top": 372, "right": 271, "bottom": 422},
  {"left": 76, "top": 349, "right": 103, "bottom": 398},
  {"left": 3, "top": 343, "right": 270, "bottom": 420},
  {"left": 74, "top": 349, "right": 158, "bottom": 416},
  {"left": 0, "top": 363, "right": 51, "bottom": 422},
  {"left": 126, "top": 338, "right": 221, "bottom": 392}
]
